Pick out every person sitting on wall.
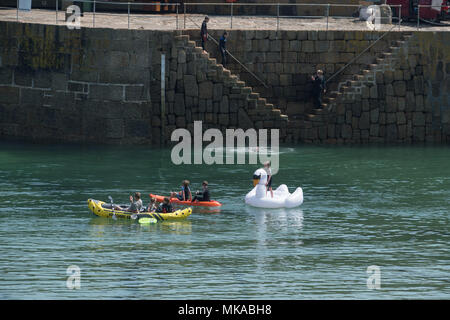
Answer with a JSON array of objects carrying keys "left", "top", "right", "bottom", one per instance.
[
  {"left": 311, "top": 69, "right": 326, "bottom": 109},
  {"left": 200, "top": 16, "right": 209, "bottom": 52}
]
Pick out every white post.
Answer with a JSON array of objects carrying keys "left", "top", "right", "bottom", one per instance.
[{"left": 161, "top": 53, "right": 166, "bottom": 145}]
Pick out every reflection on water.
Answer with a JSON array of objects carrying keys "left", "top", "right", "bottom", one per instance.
[{"left": 0, "top": 142, "right": 449, "bottom": 299}]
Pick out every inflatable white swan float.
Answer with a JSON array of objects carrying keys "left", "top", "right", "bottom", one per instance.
[{"left": 245, "top": 168, "right": 304, "bottom": 208}]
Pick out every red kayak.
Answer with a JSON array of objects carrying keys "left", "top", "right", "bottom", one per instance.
[{"left": 149, "top": 194, "right": 222, "bottom": 207}]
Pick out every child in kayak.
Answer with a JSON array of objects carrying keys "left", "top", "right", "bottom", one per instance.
[
  {"left": 192, "top": 181, "right": 210, "bottom": 202},
  {"left": 264, "top": 161, "right": 273, "bottom": 198},
  {"left": 170, "top": 180, "right": 192, "bottom": 201},
  {"left": 156, "top": 197, "right": 173, "bottom": 213},
  {"left": 146, "top": 197, "right": 157, "bottom": 212}
]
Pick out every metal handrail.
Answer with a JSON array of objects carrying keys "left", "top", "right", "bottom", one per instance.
[
  {"left": 325, "top": 23, "right": 400, "bottom": 85},
  {"left": 54, "top": 0, "right": 181, "bottom": 29},
  {"left": 183, "top": 3, "right": 402, "bottom": 32},
  {"left": 417, "top": 4, "right": 450, "bottom": 30},
  {"left": 185, "top": 14, "right": 268, "bottom": 89},
  {"left": 10, "top": 2, "right": 404, "bottom": 32}
]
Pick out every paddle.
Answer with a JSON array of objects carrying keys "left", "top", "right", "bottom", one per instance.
[{"left": 108, "top": 196, "right": 117, "bottom": 220}]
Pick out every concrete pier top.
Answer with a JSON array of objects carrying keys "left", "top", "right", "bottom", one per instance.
[{"left": 1, "top": 8, "right": 449, "bottom": 32}]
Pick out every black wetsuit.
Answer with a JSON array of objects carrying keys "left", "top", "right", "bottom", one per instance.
[
  {"left": 200, "top": 20, "right": 208, "bottom": 50},
  {"left": 219, "top": 35, "right": 227, "bottom": 66},
  {"left": 312, "top": 75, "right": 326, "bottom": 108},
  {"left": 156, "top": 203, "right": 173, "bottom": 213},
  {"left": 192, "top": 188, "right": 210, "bottom": 202},
  {"left": 176, "top": 186, "right": 191, "bottom": 201}
]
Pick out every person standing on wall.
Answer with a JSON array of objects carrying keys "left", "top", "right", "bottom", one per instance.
[
  {"left": 311, "top": 69, "right": 326, "bottom": 108},
  {"left": 219, "top": 32, "right": 228, "bottom": 67},
  {"left": 200, "top": 16, "right": 209, "bottom": 52}
]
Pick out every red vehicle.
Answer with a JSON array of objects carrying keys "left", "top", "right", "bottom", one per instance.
[{"left": 387, "top": 0, "right": 450, "bottom": 21}]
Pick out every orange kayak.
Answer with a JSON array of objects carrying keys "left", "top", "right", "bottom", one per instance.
[{"left": 149, "top": 194, "right": 222, "bottom": 207}]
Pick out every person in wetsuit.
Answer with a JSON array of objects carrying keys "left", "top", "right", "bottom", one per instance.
[
  {"left": 156, "top": 197, "right": 173, "bottom": 213},
  {"left": 311, "top": 69, "right": 326, "bottom": 109},
  {"left": 171, "top": 180, "right": 192, "bottom": 201},
  {"left": 192, "top": 181, "right": 210, "bottom": 202},
  {"left": 200, "top": 16, "right": 209, "bottom": 51},
  {"left": 219, "top": 32, "right": 228, "bottom": 67}
]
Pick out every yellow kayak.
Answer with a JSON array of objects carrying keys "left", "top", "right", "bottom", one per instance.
[{"left": 87, "top": 199, "right": 192, "bottom": 221}]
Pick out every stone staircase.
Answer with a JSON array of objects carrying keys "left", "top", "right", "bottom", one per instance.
[
  {"left": 174, "top": 34, "right": 288, "bottom": 131},
  {"left": 286, "top": 32, "right": 414, "bottom": 143},
  {"left": 307, "top": 32, "right": 414, "bottom": 123}
]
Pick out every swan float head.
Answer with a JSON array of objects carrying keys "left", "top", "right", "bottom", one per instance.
[
  {"left": 252, "top": 168, "right": 268, "bottom": 187},
  {"left": 245, "top": 168, "right": 304, "bottom": 209}
]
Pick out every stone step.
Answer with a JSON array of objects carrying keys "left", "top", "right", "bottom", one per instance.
[
  {"left": 313, "top": 108, "right": 328, "bottom": 115},
  {"left": 271, "top": 108, "right": 281, "bottom": 115},
  {"left": 376, "top": 57, "right": 385, "bottom": 64},
  {"left": 249, "top": 92, "right": 260, "bottom": 100},
  {"left": 241, "top": 87, "right": 252, "bottom": 94},
  {"left": 369, "top": 64, "right": 378, "bottom": 70},
  {"left": 236, "top": 81, "right": 245, "bottom": 87},
  {"left": 306, "top": 114, "right": 323, "bottom": 122},
  {"left": 230, "top": 87, "right": 241, "bottom": 94},
  {"left": 174, "top": 35, "right": 189, "bottom": 40},
  {"left": 208, "top": 58, "right": 217, "bottom": 64},
  {"left": 187, "top": 40, "right": 196, "bottom": 47},
  {"left": 257, "top": 98, "right": 267, "bottom": 106},
  {"left": 323, "top": 96, "right": 336, "bottom": 104},
  {"left": 346, "top": 80, "right": 361, "bottom": 87},
  {"left": 328, "top": 91, "right": 340, "bottom": 98},
  {"left": 353, "top": 74, "right": 364, "bottom": 81},
  {"left": 339, "top": 85, "right": 349, "bottom": 92}
]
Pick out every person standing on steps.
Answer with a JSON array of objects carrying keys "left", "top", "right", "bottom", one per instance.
[
  {"left": 219, "top": 32, "right": 228, "bottom": 67},
  {"left": 311, "top": 69, "right": 326, "bottom": 109},
  {"left": 200, "top": 16, "right": 209, "bottom": 52}
]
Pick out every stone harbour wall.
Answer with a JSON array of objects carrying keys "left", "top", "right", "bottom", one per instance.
[
  {"left": 187, "top": 29, "right": 406, "bottom": 112},
  {"left": 0, "top": 21, "right": 286, "bottom": 145},
  {"left": 0, "top": 20, "right": 449, "bottom": 145},
  {"left": 284, "top": 31, "right": 450, "bottom": 144}
]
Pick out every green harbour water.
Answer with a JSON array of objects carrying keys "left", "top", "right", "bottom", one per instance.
[{"left": 0, "top": 141, "right": 449, "bottom": 299}]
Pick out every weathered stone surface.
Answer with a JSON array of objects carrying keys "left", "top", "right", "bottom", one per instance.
[
  {"left": 413, "top": 112, "right": 425, "bottom": 126},
  {"left": 359, "top": 112, "right": 370, "bottom": 130},
  {"left": 238, "top": 108, "right": 253, "bottom": 129},
  {"left": 393, "top": 81, "right": 406, "bottom": 96},
  {"left": 184, "top": 75, "right": 198, "bottom": 97},
  {"left": 174, "top": 93, "right": 185, "bottom": 116},
  {"left": 198, "top": 81, "right": 213, "bottom": 99}
]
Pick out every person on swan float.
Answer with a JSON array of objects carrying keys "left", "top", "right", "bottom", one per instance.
[
  {"left": 264, "top": 161, "right": 273, "bottom": 198},
  {"left": 246, "top": 168, "right": 304, "bottom": 209}
]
